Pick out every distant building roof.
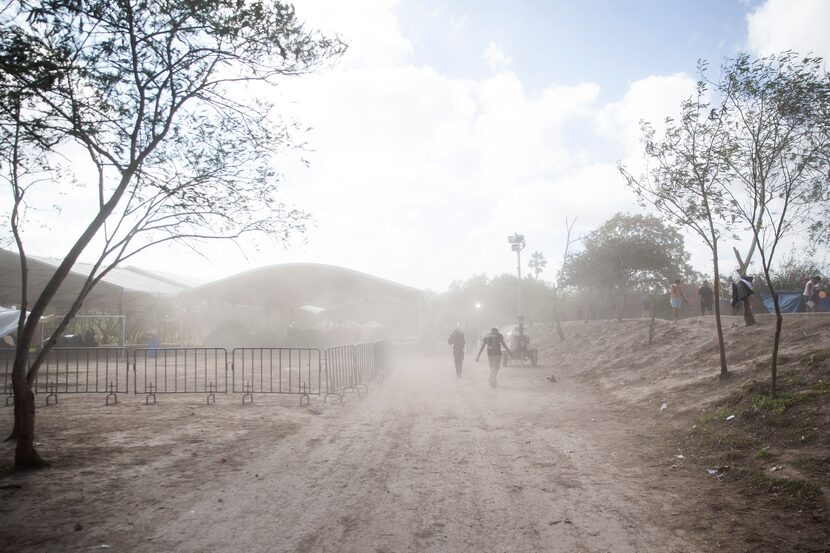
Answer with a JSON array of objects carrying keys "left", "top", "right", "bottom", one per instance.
[
  {"left": 1, "top": 251, "right": 423, "bottom": 320},
  {"left": 0, "top": 249, "right": 192, "bottom": 310},
  {"left": 183, "top": 262, "right": 423, "bottom": 311}
]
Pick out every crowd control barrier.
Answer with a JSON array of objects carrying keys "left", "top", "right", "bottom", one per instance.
[
  {"left": 231, "top": 348, "right": 322, "bottom": 405},
  {"left": 324, "top": 341, "right": 387, "bottom": 402},
  {"left": 2, "top": 348, "right": 128, "bottom": 405},
  {"left": 324, "top": 345, "right": 357, "bottom": 402},
  {"left": 0, "top": 350, "right": 23, "bottom": 406},
  {"left": 2, "top": 339, "right": 392, "bottom": 407},
  {"left": 133, "top": 348, "right": 228, "bottom": 404}
]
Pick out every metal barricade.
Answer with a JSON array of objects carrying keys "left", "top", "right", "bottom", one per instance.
[
  {"left": 354, "top": 343, "right": 376, "bottom": 384},
  {"left": 134, "top": 348, "right": 228, "bottom": 403},
  {"left": 0, "top": 349, "right": 20, "bottom": 406},
  {"left": 324, "top": 345, "right": 356, "bottom": 402},
  {"left": 37, "top": 347, "right": 129, "bottom": 404},
  {"left": 231, "top": 348, "right": 321, "bottom": 404}
]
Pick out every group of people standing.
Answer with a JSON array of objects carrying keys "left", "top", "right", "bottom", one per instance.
[
  {"left": 666, "top": 274, "right": 824, "bottom": 320},
  {"left": 447, "top": 327, "right": 511, "bottom": 388},
  {"left": 662, "top": 279, "right": 715, "bottom": 320}
]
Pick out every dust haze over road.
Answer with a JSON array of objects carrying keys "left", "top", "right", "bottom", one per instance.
[{"left": 134, "top": 355, "right": 697, "bottom": 553}]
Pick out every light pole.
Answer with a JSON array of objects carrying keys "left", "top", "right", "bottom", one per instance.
[{"left": 507, "top": 233, "right": 526, "bottom": 336}]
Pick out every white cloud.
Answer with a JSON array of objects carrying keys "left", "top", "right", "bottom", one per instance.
[
  {"left": 483, "top": 42, "right": 512, "bottom": 72},
  {"left": 292, "top": 0, "right": 413, "bottom": 69},
  {"left": 747, "top": 0, "right": 830, "bottom": 61},
  {"left": 595, "top": 74, "right": 697, "bottom": 159}
]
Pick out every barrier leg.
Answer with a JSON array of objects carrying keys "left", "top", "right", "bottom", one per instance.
[
  {"left": 105, "top": 381, "right": 118, "bottom": 406},
  {"left": 145, "top": 383, "right": 156, "bottom": 405},
  {"left": 45, "top": 382, "right": 58, "bottom": 406},
  {"left": 242, "top": 382, "right": 253, "bottom": 405}
]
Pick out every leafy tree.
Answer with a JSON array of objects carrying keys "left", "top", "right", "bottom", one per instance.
[
  {"left": 808, "top": 88, "right": 830, "bottom": 246},
  {"left": 561, "top": 213, "right": 695, "bottom": 321},
  {"left": 766, "top": 253, "right": 827, "bottom": 291},
  {"left": 435, "top": 273, "right": 553, "bottom": 337},
  {"left": 620, "top": 64, "right": 731, "bottom": 375},
  {"left": 528, "top": 251, "right": 547, "bottom": 280},
  {"left": 0, "top": 0, "right": 345, "bottom": 468},
  {"left": 717, "top": 52, "right": 830, "bottom": 397}
]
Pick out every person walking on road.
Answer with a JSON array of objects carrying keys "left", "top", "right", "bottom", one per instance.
[
  {"left": 476, "top": 327, "right": 511, "bottom": 388},
  {"left": 448, "top": 326, "right": 466, "bottom": 377},
  {"left": 698, "top": 280, "right": 714, "bottom": 316}
]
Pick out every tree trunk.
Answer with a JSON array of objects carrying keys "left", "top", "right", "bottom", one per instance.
[
  {"left": 552, "top": 289, "right": 565, "bottom": 340},
  {"left": 769, "top": 288, "right": 783, "bottom": 399},
  {"left": 742, "top": 300, "right": 756, "bottom": 327},
  {"left": 648, "top": 302, "right": 657, "bottom": 344},
  {"left": 771, "top": 300, "right": 782, "bottom": 399},
  {"left": 617, "top": 289, "right": 625, "bottom": 322},
  {"left": 711, "top": 250, "right": 728, "bottom": 377},
  {"left": 12, "top": 350, "right": 42, "bottom": 469}
]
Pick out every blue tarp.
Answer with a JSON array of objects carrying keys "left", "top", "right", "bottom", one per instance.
[
  {"left": 759, "top": 293, "right": 830, "bottom": 313},
  {"left": 761, "top": 293, "right": 803, "bottom": 314}
]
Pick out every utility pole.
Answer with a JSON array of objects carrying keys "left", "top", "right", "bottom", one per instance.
[{"left": 507, "top": 233, "right": 526, "bottom": 335}]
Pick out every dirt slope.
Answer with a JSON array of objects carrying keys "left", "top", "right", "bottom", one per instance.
[{"left": 535, "top": 314, "right": 830, "bottom": 551}]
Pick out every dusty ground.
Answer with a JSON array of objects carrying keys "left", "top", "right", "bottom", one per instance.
[{"left": 0, "top": 314, "right": 828, "bottom": 553}]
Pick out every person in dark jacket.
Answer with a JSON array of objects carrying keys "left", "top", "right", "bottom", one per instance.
[
  {"left": 731, "top": 275, "right": 754, "bottom": 309},
  {"left": 447, "top": 327, "right": 466, "bottom": 377},
  {"left": 698, "top": 281, "right": 714, "bottom": 316},
  {"left": 475, "top": 327, "right": 511, "bottom": 388}
]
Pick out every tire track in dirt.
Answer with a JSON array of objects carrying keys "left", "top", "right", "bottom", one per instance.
[{"left": 131, "top": 356, "right": 704, "bottom": 553}]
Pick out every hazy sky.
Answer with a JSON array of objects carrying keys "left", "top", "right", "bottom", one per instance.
[{"left": 14, "top": 0, "right": 830, "bottom": 291}]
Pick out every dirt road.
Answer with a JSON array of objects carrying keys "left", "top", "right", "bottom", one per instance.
[{"left": 123, "top": 356, "right": 700, "bottom": 553}]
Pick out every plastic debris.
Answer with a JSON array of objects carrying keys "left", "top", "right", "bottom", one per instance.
[
  {"left": 726, "top": 415, "right": 735, "bottom": 421},
  {"left": 675, "top": 454, "right": 685, "bottom": 459},
  {"left": 769, "top": 465, "right": 783, "bottom": 472},
  {"left": 660, "top": 402, "right": 668, "bottom": 413},
  {"left": 707, "top": 465, "right": 729, "bottom": 480}
]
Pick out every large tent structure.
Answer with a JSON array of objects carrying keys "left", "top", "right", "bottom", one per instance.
[
  {"left": 0, "top": 250, "right": 423, "bottom": 346},
  {"left": 0, "top": 248, "right": 196, "bottom": 344},
  {"left": 0, "top": 249, "right": 194, "bottom": 310},
  {"left": 180, "top": 263, "right": 424, "bottom": 347}
]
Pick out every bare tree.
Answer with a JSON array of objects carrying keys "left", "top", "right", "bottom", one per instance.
[
  {"left": 717, "top": 52, "right": 830, "bottom": 397},
  {"left": 620, "top": 64, "right": 731, "bottom": 376},
  {"left": 0, "top": 0, "right": 345, "bottom": 468},
  {"left": 550, "top": 217, "right": 577, "bottom": 340}
]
